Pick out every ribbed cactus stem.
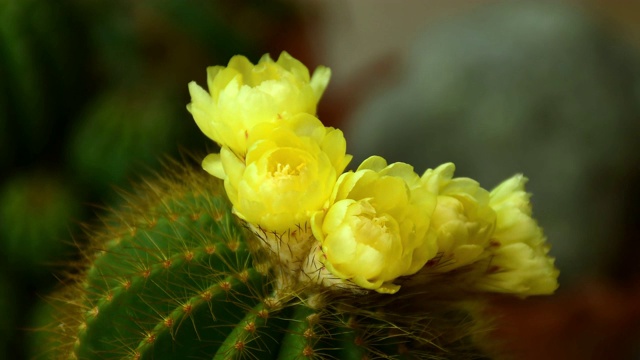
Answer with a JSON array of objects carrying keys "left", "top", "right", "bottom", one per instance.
[
  {"left": 44, "top": 164, "right": 489, "bottom": 359},
  {"left": 276, "top": 304, "right": 321, "bottom": 359},
  {"left": 212, "top": 299, "right": 293, "bottom": 360},
  {"left": 133, "top": 270, "right": 265, "bottom": 360}
]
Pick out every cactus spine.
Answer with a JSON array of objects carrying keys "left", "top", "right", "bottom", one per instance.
[{"left": 44, "top": 161, "right": 487, "bottom": 360}]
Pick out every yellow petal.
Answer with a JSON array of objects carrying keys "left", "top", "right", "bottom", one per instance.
[
  {"left": 358, "top": 155, "right": 387, "bottom": 172},
  {"left": 310, "top": 66, "right": 331, "bottom": 101},
  {"left": 201, "top": 153, "right": 225, "bottom": 179}
]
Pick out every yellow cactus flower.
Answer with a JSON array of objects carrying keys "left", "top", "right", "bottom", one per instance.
[
  {"left": 311, "top": 156, "right": 437, "bottom": 294},
  {"left": 474, "top": 175, "right": 559, "bottom": 296},
  {"left": 187, "top": 51, "right": 331, "bottom": 156},
  {"left": 420, "top": 163, "right": 496, "bottom": 272},
  {"left": 204, "top": 113, "right": 351, "bottom": 233}
]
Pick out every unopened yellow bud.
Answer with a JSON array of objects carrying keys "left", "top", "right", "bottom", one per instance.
[
  {"left": 420, "top": 163, "right": 496, "bottom": 272},
  {"left": 475, "top": 175, "right": 559, "bottom": 296}
]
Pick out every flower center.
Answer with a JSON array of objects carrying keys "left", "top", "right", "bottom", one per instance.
[
  {"left": 267, "top": 149, "right": 308, "bottom": 179},
  {"left": 272, "top": 163, "right": 304, "bottom": 178},
  {"left": 351, "top": 201, "right": 394, "bottom": 247}
]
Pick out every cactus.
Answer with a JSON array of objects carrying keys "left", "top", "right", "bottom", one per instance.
[
  {"left": 42, "top": 51, "right": 559, "bottom": 359},
  {"left": 44, "top": 161, "right": 488, "bottom": 360}
]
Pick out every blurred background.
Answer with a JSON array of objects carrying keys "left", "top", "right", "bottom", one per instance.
[{"left": 1, "top": 0, "right": 639, "bottom": 358}]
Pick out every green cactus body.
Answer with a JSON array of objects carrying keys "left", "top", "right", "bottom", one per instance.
[{"left": 47, "top": 164, "right": 486, "bottom": 360}]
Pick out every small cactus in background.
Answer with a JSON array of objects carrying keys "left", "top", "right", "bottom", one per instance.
[
  {"left": 0, "top": 172, "right": 81, "bottom": 280},
  {"left": 43, "top": 52, "right": 558, "bottom": 359},
  {"left": 67, "top": 86, "right": 187, "bottom": 199}
]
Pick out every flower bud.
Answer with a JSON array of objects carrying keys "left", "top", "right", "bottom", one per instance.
[
  {"left": 420, "top": 163, "right": 496, "bottom": 272},
  {"left": 311, "top": 156, "right": 436, "bottom": 294},
  {"left": 187, "top": 51, "right": 331, "bottom": 156},
  {"left": 475, "top": 175, "right": 559, "bottom": 295}
]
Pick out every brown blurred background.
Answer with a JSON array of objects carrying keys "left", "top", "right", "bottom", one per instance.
[{"left": 2, "top": 0, "right": 639, "bottom": 359}]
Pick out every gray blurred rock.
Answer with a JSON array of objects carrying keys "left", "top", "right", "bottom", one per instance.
[{"left": 346, "top": 1, "right": 640, "bottom": 285}]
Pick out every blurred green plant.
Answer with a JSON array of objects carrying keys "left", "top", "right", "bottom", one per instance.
[
  {"left": 66, "top": 86, "right": 186, "bottom": 199},
  {"left": 0, "top": 172, "right": 81, "bottom": 278},
  {"left": 0, "top": 0, "right": 303, "bottom": 358}
]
